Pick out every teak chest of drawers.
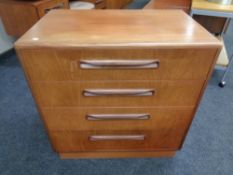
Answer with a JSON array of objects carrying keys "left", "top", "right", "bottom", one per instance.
[{"left": 15, "top": 10, "right": 221, "bottom": 159}]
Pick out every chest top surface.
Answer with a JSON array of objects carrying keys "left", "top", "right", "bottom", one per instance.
[{"left": 15, "top": 9, "right": 221, "bottom": 49}]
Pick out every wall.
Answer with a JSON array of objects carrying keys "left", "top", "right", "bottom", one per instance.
[{"left": 0, "top": 18, "right": 15, "bottom": 54}]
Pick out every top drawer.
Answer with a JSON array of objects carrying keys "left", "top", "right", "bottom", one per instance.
[{"left": 18, "top": 48, "right": 217, "bottom": 81}]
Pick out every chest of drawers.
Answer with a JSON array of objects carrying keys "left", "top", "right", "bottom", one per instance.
[{"left": 15, "top": 10, "right": 221, "bottom": 159}]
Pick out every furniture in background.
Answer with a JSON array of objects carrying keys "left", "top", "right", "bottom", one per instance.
[
  {"left": 69, "top": 1, "right": 95, "bottom": 9},
  {"left": 0, "top": 0, "right": 132, "bottom": 37},
  {"left": 105, "top": 0, "right": 132, "bottom": 9},
  {"left": 70, "top": 0, "right": 132, "bottom": 9},
  {"left": 0, "top": 0, "right": 69, "bottom": 37},
  {"left": 144, "top": 0, "right": 191, "bottom": 13},
  {"left": 71, "top": 0, "right": 132, "bottom": 9},
  {"left": 90, "top": 0, "right": 106, "bottom": 9},
  {"left": 191, "top": 0, "right": 233, "bottom": 87},
  {"left": 15, "top": 10, "right": 221, "bottom": 159},
  {"left": 193, "top": 15, "right": 228, "bottom": 34},
  {"left": 70, "top": 0, "right": 106, "bottom": 9}
]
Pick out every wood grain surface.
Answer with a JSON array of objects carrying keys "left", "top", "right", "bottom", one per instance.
[
  {"left": 144, "top": 0, "right": 191, "bottom": 13},
  {"left": 31, "top": 80, "right": 204, "bottom": 107},
  {"left": 41, "top": 107, "right": 194, "bottom": 131},
  {"left": 15, "top": 10, "right": 222, "bottom": 158},
  {"left": 0, "top": 0, "right": 69, "bottom": 37},
  {"left": 15, "top": 10, "right": 221, "bottom": 48},
  {"left": 60, "top": 151, "right": 176, "bottom": 159},
  {"left": 50, "top": 129, "right": 187, "bottom": 152},
  {"left": 17, "top": 48, "right": 218, "bottom": 81}
]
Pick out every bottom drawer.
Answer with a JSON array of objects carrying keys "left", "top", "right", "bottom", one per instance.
[{"left": 49, "top": 128, "right": 189, "bottom": 153}]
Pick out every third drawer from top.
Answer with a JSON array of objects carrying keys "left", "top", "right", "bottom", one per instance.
[{"left": 41, "top": 106, "right": 194, "bottom": 131}]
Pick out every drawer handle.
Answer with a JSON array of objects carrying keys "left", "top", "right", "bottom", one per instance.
[
  {"left": 80, "top": 60, "right": 159, "bottom": 69},
  {"left": 89, "top": 135, "right": 145, "bottom": 141},
  {"left": 83, "top": 89, "right": 155, "bottom": 97},
  {"left": 86, "top": 114, "right": 150, "bottom": 120}
]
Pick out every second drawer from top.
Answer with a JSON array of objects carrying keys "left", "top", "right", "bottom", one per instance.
[{"left": 31, "top": 80, "right": 203, "bottom": 107}]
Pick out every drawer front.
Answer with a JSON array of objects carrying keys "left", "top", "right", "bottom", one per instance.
[
  {"left": 32, "top": 80, "right": 203, "bottom": 107},
  {"left": 18, "top": 48, "right": 217, "bottom": 81},
  {"left": 42, "top": 107, "right": 194, "bottom": 131},
  {"left": 50, "top": 129, "right": 186, "bottom": 152},
  {"left": 37, "top": 0, "right": 69, "bottom": 18}
]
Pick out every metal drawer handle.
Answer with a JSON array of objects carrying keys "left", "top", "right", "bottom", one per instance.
[
  {"left": 86, "top": 114, "right": 150, "bottom": 120},
  {"left": 80, "top": 60, "right": 159, "bottom": 69},
  {"left": 89, "top": 135, "right": 145, "bottom": 141},
  {"left": 83, "top": 89, "right": 155, "bottom": 97}
]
